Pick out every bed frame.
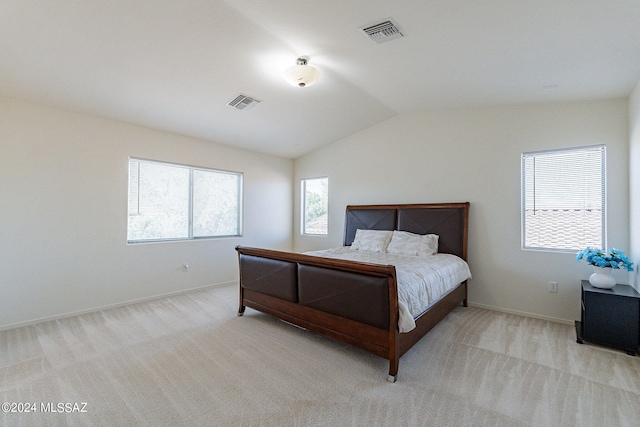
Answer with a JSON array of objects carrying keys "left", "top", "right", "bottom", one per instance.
[{"left": 236, "top": 202, "right": 469, "bottom": 382}]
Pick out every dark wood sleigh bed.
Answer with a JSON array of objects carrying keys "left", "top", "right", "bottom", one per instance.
[{"left": 236, "top": 202, "right": 469, "bottom": 382}]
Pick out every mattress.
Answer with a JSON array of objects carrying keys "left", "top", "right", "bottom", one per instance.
[{"left": 305, "top": 247, "right": 472, "bottom": 332}]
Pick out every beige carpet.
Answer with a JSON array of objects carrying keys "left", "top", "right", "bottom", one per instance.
[{"left": 1, "top": 284, "right": 639, "bottom": 427}]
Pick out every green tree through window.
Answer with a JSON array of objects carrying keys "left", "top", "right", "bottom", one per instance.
[
  {"left": 128, "top": 158, "right": 242, "bottom": 242},
  {"left": 302, "top": 177, "right": 328, "bottom": 235}
]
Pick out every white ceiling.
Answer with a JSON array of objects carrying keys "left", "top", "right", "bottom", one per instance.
[{"left": 2, "top": 0, "right": 639, "bottom": 158}]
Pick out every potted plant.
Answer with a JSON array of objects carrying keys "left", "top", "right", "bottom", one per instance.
[{"left": 576, "top": 247, "right": 634, "bottom": 289}]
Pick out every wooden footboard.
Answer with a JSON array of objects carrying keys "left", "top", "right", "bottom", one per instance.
[
  {"left": 236, "top": 247, "right": 467, "bottom": 381},
  {"left": 236, "top": 246, "right": 401, "bottom": 379}
]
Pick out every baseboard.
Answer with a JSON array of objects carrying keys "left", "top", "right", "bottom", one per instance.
[
  {"left": 0, "top": 280, "right": 238, "bottom": 332},
  {"left": 467, "top": 302, "right": 574, "bottom": 325},
  {"left": 3, "top": 285, "right": 575, "bottom": 332}
]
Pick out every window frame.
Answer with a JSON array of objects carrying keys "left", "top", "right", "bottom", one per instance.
[
  {"left": 127, "top": 157, "right": 243, "bottom": 244},
  {"left": 301, "top": 176, "right": 328, "bottom": 236},
  {"left": 521, "top": 144, "right": 606, "bottom": 253}
]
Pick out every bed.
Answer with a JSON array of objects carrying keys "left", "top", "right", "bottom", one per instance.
[{"left": 236, "top": 202, "right": 470, "bottom": 382}]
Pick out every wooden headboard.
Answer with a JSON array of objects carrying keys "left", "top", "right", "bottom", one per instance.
[{"left": 343, "top": 203, "right": 469, "bottom": 260}]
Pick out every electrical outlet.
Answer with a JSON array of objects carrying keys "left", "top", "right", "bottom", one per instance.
[
  {"left": 183, "top": 264, "right": 189, "bottom": 272},
  {"left": 549, "top": 281, "right": 558, "bottom": 293}
]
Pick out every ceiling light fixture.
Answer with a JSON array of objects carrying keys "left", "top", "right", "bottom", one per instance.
[{"left": 283, "top": 57, "right": 320, "bottom": 88}]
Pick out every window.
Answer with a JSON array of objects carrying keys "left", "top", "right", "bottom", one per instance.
[
  {"left": 522, "top": 145, "right": 605, "bottom": 252},
  {"left": 302, "top": 177, "right": 328, "bottom": 235},
  {"left": 128, "top": 158, "right": 242, "bottom": 242}
]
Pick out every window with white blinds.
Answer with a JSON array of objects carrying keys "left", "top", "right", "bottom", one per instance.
[
  {"left": 128, "top": 158, "right": 242, "bottom": 243},
  {"left": 521, "top": 145, "right": 606, "bottom": 252}
]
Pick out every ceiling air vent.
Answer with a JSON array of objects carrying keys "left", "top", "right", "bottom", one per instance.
[
  {"left": 227, "top": 94, "right": 261, "bottom": 111},
  {"left": 361, "top": 19, "right": 405, "bottom": 44}
]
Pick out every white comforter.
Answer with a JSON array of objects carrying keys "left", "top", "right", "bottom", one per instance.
[{"left": 305, "top": 247, "right": 472, "bottom": 333}]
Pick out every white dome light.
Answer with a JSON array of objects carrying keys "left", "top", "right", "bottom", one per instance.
[{"left": 283, "top": 57, "right": 320, "bottom": 88}]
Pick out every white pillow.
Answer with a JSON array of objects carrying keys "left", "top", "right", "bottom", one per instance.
[
  {"left": 387, "top": 231, "right": 439, "bottom": 256},
  {"left": 419, "top": 233, "right": 439, "bottom": 256},
  {"left": 350, "top": 229, "right": 393, "bottom": 252}
]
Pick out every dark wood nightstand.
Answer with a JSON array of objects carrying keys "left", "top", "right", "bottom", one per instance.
[{"left": 575, "top": 280, "right": 640, "bottom": 355}]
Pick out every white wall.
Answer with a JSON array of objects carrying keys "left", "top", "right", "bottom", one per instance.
[
  {"left": 294, "top": 99, "right": 629, "bottom": 323},
  {"left": 630, "top": 82, "right": 640, "bottom": 291},
  {"left": 0, "top": 97, "right": 293, "bottom": 329}
]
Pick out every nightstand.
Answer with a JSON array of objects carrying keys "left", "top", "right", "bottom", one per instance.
[{"left": 575, "top": 280, "right": 640, "bottom": 355}]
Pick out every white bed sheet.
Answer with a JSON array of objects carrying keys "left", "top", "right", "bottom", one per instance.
[{"left": 305, "top": 247, "right": 472, "bottom": 333}]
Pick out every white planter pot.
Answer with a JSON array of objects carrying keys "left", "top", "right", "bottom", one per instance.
[{"left": 588, "top": 266, "right": 616, "bottom": 289}]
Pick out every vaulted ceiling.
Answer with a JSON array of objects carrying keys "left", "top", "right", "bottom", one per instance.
[{"left": 2, "top": 1, "right": 639, "bottom": 158}]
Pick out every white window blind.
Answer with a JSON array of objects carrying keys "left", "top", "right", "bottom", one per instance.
[
  {"left": 128, "top": 158, "right": 242, "bottom": 242},
  {"left": 522, "top": 145, "right": 605, "bottom": 251}
]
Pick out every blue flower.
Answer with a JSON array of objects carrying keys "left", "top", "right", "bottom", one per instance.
[{"left": 576, "top": 247, "right": 634, "bottom": 271}]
